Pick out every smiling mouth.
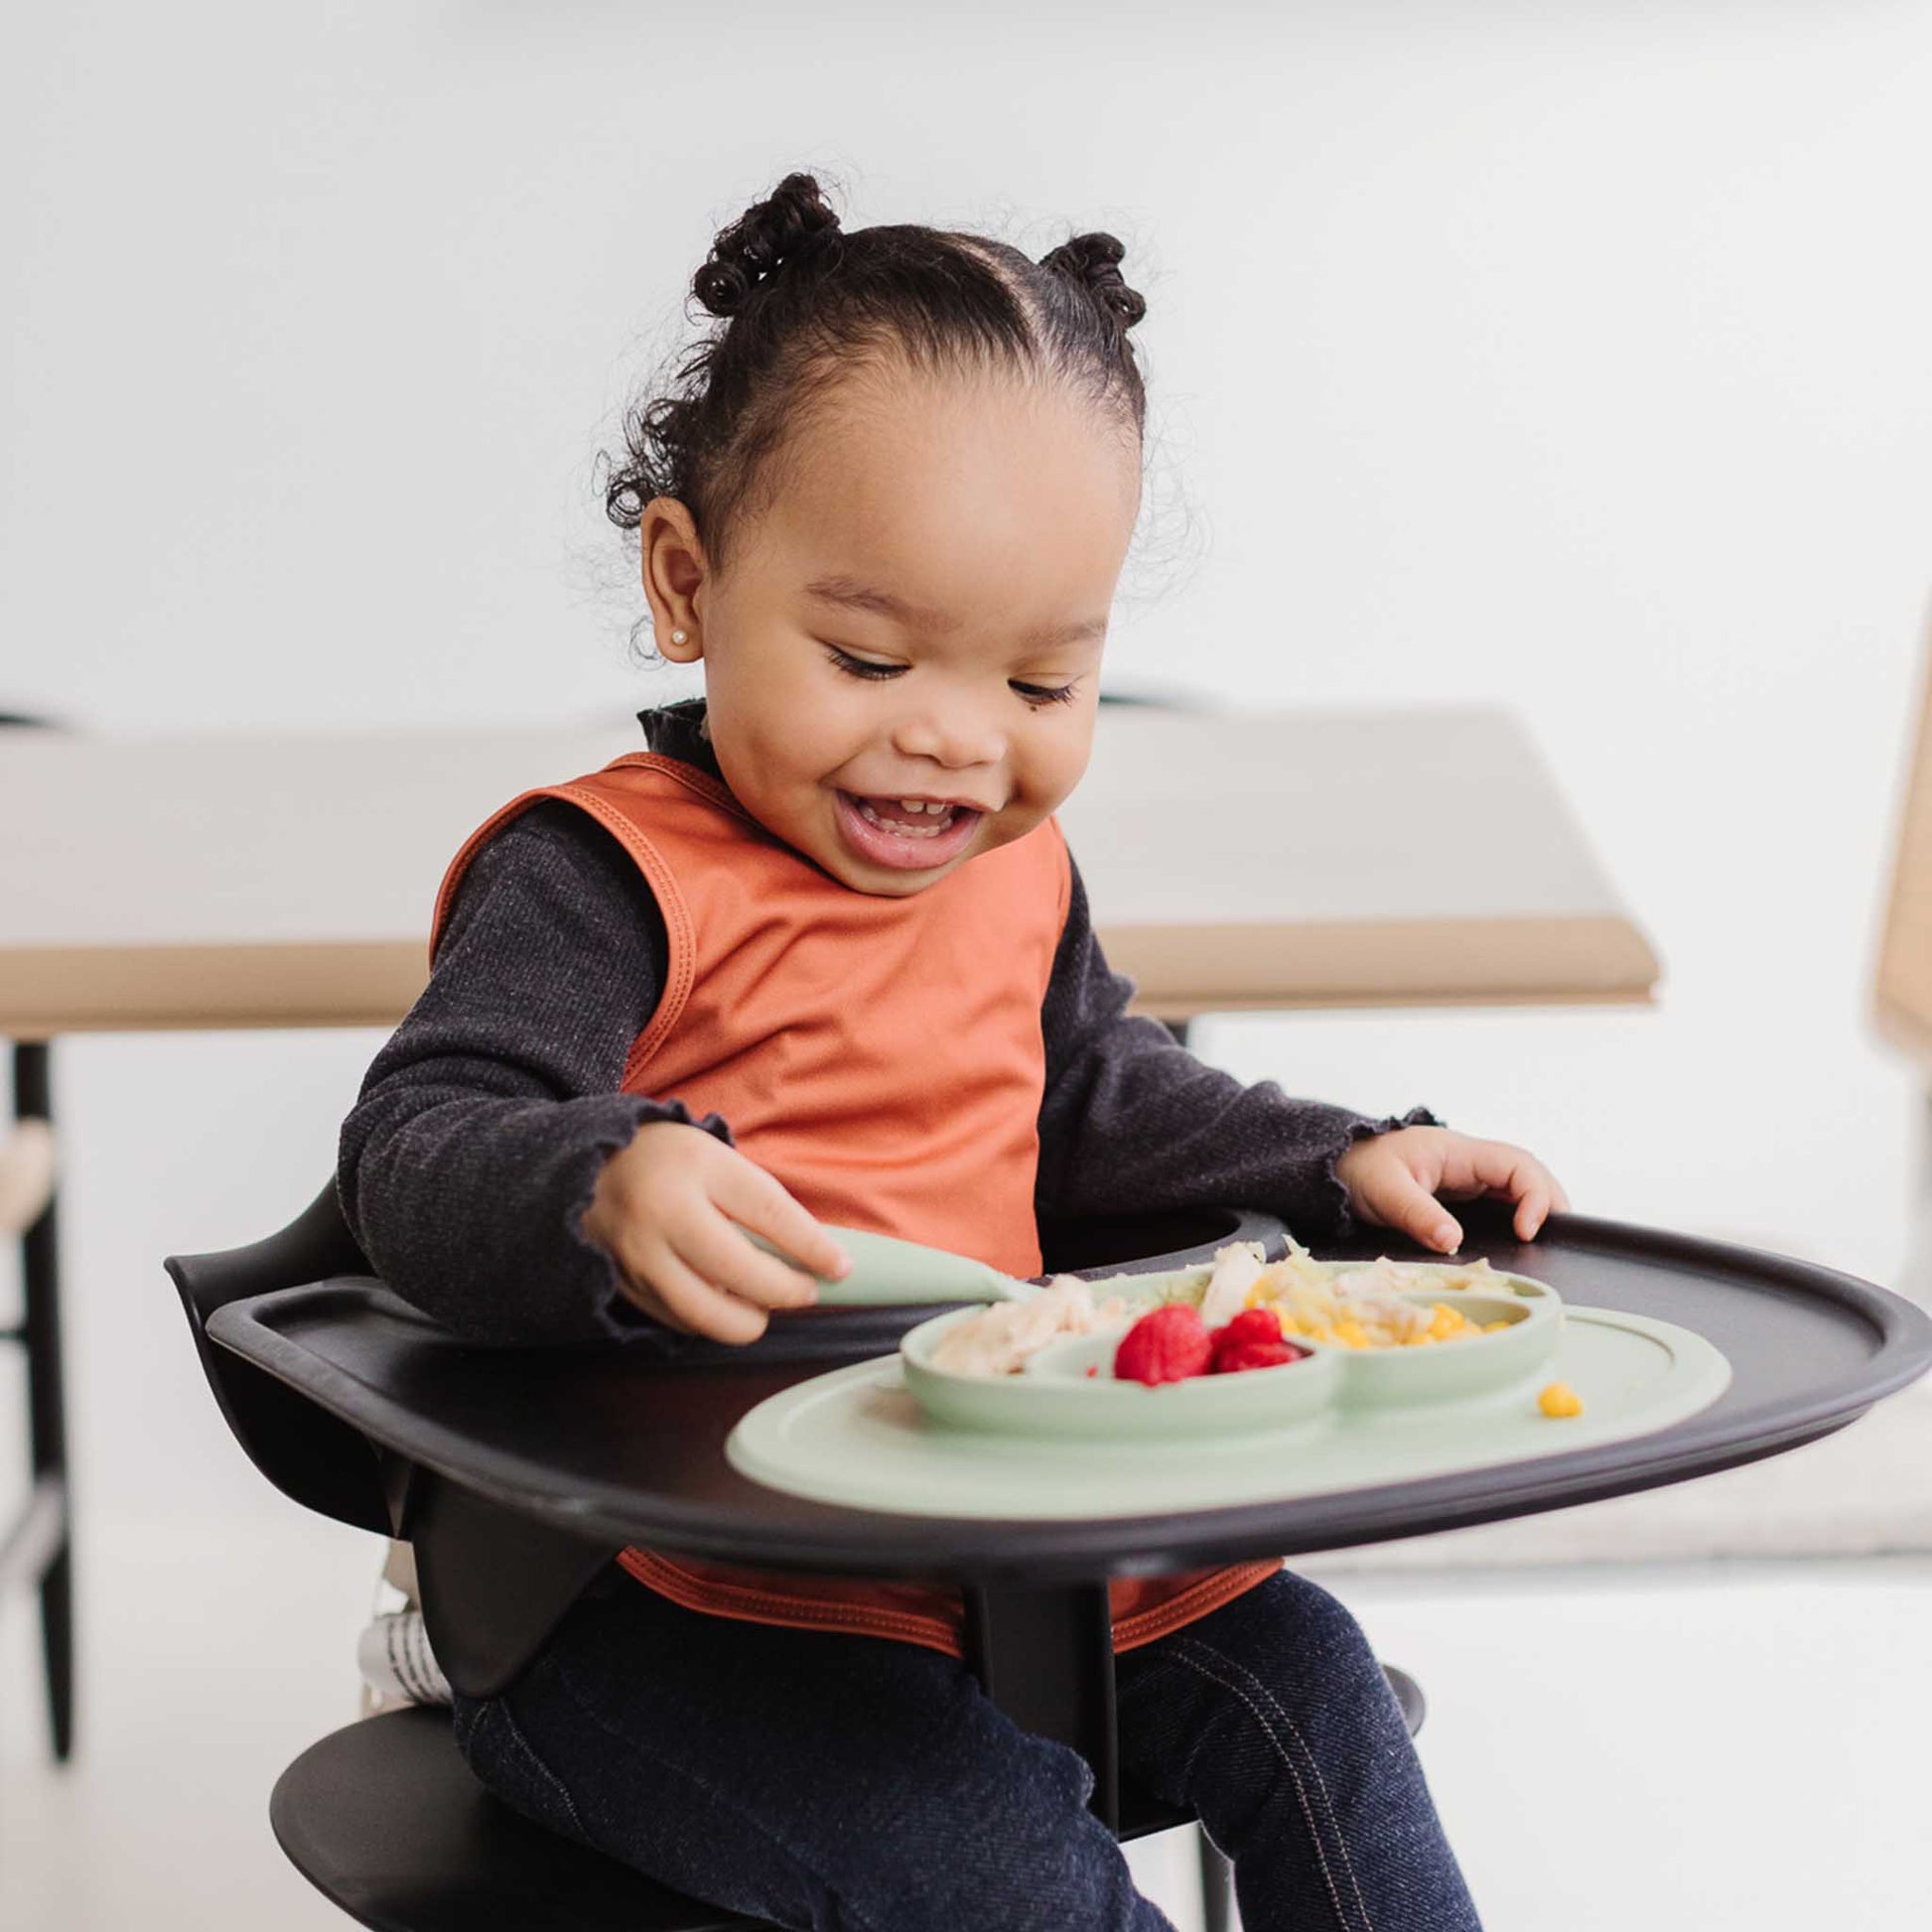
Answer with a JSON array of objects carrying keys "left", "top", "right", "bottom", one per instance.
[
  {"left": 834, "top": 791, "right": 987, "bottom": 871},
  {"left": 853, "top": 796, "right": 962, "bottom": 839}
]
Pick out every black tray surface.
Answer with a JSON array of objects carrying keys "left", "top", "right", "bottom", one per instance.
[{"left": 207, "top": 1201, "right": 1932, "bottom": 1587}]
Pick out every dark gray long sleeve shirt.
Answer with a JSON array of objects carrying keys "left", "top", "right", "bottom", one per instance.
[{"left": 337, "top": 702, "right": 1437, "bottom": 1346}]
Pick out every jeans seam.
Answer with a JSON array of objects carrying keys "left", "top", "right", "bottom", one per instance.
[
  {"left": 541, "top": 1653, "right": 889, "bottom": 1932},
  {"left": 492, "top": 1694, "right": 592, "bottom": 1843},
  {"left": 1174, "top": 1636, "right": 1380, "bottom": 1931},
  {"left": 1167, "top": 1635, "right": 1374, "bottom": 1932}
]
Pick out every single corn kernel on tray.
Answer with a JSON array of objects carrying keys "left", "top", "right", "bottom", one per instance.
[{"left": 726, "top": 1248, "right": 1733, "bottom": 1521}]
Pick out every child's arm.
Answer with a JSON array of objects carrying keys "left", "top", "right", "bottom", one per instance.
[
  {"left": 1036, "top": 860, "right": 1565, "bottom": 1252},
  {"left": 338, "top": 802, "right": 834, "bottom": 1346}
]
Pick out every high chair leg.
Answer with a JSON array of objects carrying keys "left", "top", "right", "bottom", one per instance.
[{"left": 1197, "top": 1826, "right": 1233, "bottom": 1932}]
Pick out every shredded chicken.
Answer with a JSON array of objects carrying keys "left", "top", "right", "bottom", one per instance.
[
  {"left": 1197, "top": 1241, "right": 1268, "bottom": 1326},
  {"left": 928, "top": 1277, "right": 1131, "bottom": 1377}
]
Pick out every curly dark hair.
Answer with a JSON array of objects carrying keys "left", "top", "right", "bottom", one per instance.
[{"left": 603, "top": 171, "right": 1150, "bottom": 575}]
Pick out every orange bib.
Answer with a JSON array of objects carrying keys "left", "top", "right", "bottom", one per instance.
[
  {"left": 436, "top": 753, "right": 1059, "bottom": 1275},
  {"left": 434, "top": 754, "right": 1278, "bottom": 1656}
]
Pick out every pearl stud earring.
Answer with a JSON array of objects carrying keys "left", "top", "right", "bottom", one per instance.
[{"left": 671, "top": 628, "right": 688, "bottom": 645}]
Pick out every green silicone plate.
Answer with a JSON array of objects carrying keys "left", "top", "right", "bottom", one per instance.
[
  {"left": 724, "top": 1306, "right": 1732, "bottom": 1520},
  {"left": 899, "top": 1268, "right": 1564, "bottom": 1440}
]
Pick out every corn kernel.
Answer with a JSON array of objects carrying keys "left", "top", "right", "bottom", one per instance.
[
  {"left": 1482, "top": 1318, "right": 1512, "bottom": 1332},
  {"left": 1539, "top": 1381, "right": 1584, "bottom": 1419}
]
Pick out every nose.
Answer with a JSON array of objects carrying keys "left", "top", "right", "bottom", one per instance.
[{"left": 890, "top": 694, "right": 1006, "bottom": 771}]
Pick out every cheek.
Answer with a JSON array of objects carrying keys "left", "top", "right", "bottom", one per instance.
[
  {"left": 1016, "top": 718, "right": 1095, "bottom": 813},
  {"left": 711, "top": 658, "right": 866, "bottom": 807}
]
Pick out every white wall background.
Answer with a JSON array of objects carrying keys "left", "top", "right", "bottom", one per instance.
[{"left": 3, "top": 0, "right": 1930, "bottom": 1567}]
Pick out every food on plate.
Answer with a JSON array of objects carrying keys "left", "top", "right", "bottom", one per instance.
[
  {"left": 1198, "top": 1242, "right": 1268, "bottom": 1325},
  {"left": 1206, "top": 1308, "right": 1302, "bottom": 1374},
  {"left": 926, "top": 1277, "right": 1130, "bottom": 1377},
  {"left": 1114, "top": 1306, "right": 1215, "bottom": 1385},
  {"left": 1538, "top": 1381, "right": 1584, "bottom": 1419},
  {"left": 1113, "top": 1305, "right": 1311, "bottom": 1386},
  {"left": 926, "top": 1240, "right": 1534, "bottom": 1384},
  {"left": 1244, "top": 1250, "right": 1508, "bottom": 1349}
]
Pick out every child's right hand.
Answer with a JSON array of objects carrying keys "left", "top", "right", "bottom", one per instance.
[{"left": 581, "top": 1121, "right": 852, "bottom": 1343}]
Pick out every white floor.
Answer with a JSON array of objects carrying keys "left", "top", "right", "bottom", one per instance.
[{"left": 3, "top": 1515, "right": 1926, "bottom": 1931}]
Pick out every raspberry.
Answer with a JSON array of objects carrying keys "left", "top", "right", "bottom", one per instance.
[
  {"left": 1208, "top": 1309, "right": 1307, "bottom": 1375},
  {"left": 1213, "top": 1308, "right": 1284, "bottom": 1350},
  {"left": 1113, "top": 1305, "right": 1214, "bottom": 1385}
]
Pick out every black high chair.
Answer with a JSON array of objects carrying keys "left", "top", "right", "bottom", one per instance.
[{"left": 169, "top": 1188, "right": 1426, "bottom": 1932}]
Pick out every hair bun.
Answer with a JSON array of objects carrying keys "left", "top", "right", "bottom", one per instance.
[
  {"left": 1038, "top": 230, "right": 1147, "bottom": 332},
  {"left": 692, "top": 172, "right": 843, "bottom": 317}
]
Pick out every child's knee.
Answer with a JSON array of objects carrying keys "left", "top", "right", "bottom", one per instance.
[
  {"left": 1119, "top": 1576, "right": 1410, "bottom": 1814},
  {"left": 1258, "top": 1569, "right": 1391, "bottom": 1684},
  {"left": 1168, "top": 1569, "right": 1386, "bottom": 1683}
]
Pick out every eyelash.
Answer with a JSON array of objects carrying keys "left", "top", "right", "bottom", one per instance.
[
  {"left": 823, "top": 645, "right": 1079, "bottom": 709},
  {"left": 824, "top": 645, "right": 901, "bottom": 682},
  {"left": 1010, "top": 680, "right": 1081, "bottom": 709}
]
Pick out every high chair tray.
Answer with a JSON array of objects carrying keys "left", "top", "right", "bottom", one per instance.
[
  {"left": 725, "top": 1305, "right": 1731, "bottom": 1519},
  {"left": 207, "top": 1202, "right": 1932, "bottom": 1581}
]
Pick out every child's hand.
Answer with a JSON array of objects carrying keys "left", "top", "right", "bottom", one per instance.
[
  {"left": 581, "top": 1121, "right": 852, "bottom": 1343},
  {"left": 1333, "top": 1126, "right": 1570, "bottom": 1254}
]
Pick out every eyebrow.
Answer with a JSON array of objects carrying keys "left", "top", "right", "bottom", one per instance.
[{"left": 803, "top": 574, "right": 1108, "bottom": 648}]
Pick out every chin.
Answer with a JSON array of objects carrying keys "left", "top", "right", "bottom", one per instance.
[{"left": 829, "top": 852, "right": 968, "bottom": 897}]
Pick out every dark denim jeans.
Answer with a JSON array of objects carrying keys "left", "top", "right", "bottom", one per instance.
[{"left": 450, "top": 1563, "right": 1481, "bottom": 1931}]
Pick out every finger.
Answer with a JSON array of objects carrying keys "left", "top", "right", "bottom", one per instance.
[
  {"left": 635, "top": 1242, "right": 770, "bottom": 1346},
  {"left": 1450, "top": 1139, "right": 1538, "bottom": 1198},
  {"left": 673, "top": 1207, "right": 823, "bottom": 1311},
  {"left": 1512, "top": 1179, "right": 1554, "bottom": 1242},
  {"left": 1452, "top": 1143, "right": 1561, "bottom": 1239},
  {"left": 714, "top": 1161, "right": 852, "bottom": 1281},
  {"left": 1517, "top": 1169, "right": 1573, "bottom": 1231},
  {"left": 610, "top": 1268, "right": 694, "bottom": 1334},
  {"left": 1356, "top": 1166, "right": 1461, "bottom": 1255}
]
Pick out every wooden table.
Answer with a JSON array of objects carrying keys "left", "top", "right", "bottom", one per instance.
[{"left": 0, "top": 707, "right": 1658, "bottom": 1035}]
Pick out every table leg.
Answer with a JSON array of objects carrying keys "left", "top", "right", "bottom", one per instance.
[
  {"left": 15, "top": 1042, "right": 72, "bottom": 1761},
  {"left": 961, "top": 1581, "right": 1119, "bottom": 1829}
]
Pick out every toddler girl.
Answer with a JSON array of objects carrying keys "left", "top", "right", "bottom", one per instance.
[{"left": 340, "top": 170, "right": 1566, "bottom": 1931}]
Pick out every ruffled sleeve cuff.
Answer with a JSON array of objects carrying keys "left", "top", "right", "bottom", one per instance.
[{"left": 570, "top": 1096, "right": 737, "bottom": 1344}]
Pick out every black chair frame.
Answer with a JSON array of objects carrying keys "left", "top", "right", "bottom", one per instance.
[{"left": 169, "top": 1187, "right": 1424, "bottom": 1931}]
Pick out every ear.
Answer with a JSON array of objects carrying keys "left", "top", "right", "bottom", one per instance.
[{"left": 637, "top": 497, "right": 707, "bottom": 661}]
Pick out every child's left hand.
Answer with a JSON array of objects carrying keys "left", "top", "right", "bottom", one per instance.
[{"left": 1333, "top": 1126, "right": 1569, "bottom": 1254}]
